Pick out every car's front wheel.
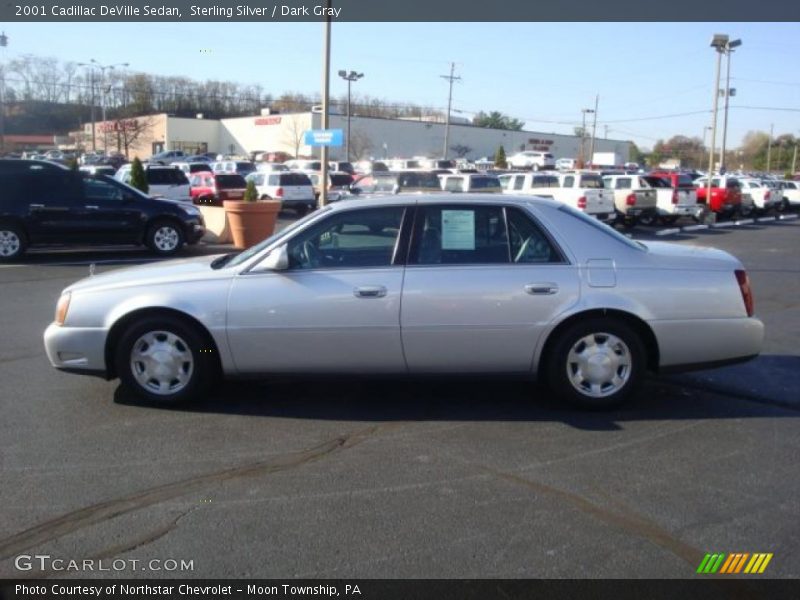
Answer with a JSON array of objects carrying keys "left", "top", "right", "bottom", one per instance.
[
  {"left": 546, "top": 318, "right": 646, "bottom": 409},
  {"left": 0, "top": 223, "right": 27, "bottom": 261},
  {"left": 115, "top": 315, "right": 215, "bottom": 404},
  {"left": 145, "top": 220, "right": 184, "bottom": 256}
]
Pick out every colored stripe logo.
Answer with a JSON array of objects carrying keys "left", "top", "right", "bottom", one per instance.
[{"left": 697, "top": 553, "right": 773, "bottom": 574}]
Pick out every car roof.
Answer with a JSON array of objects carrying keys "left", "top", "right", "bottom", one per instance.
[{"left": 325, "top": 193, "right": 562, "bottom": 212}]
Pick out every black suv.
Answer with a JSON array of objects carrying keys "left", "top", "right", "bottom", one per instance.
[{"left": 0, "top": 160, "right": 205, "bottom": 260}]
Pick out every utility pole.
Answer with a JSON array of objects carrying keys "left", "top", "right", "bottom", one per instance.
[
  {"left": 720, "top": 38, "right": 741, "bottom": 172},
  {"left": 319, "top": 3, "right": 331, "bottom": 207},
  {"left": 579, "top": 108, "right": 594, "bottom": 167},
  {"left": 588, "top": 94, "right": 599, "bottom": 167},
  {"left": 604, "top": 125, "right": 609, "bottom": 139},
  {"left": 766, "top": 123, "right": 773, "bottom": 173},
  {"left": 791, "top": 143, "right": 797, "bottom": 175},
  {"left": 440, "top": 62, "right": 460, "bottom": 160},
  {"left": 0, "top": 32, "right": 8, "bottom": 154},
  {"left": 708, "top": 34, "right": 728, "bottom": 206},
  {"left": 337, "top": 70, "right": 363, "bottom": 162}
]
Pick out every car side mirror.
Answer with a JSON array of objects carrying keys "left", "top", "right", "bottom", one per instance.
[{"left": 260, "top": 244, "right": 289, "bottom": 271}]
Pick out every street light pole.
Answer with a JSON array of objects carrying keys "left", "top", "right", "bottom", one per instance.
[
  {"left": 708, "top": 34, "right": 728, "bottom": 206},
  {"left": 337, "top": 70, "right": 363, "bottom": 162},
  {"left": 79, "top": 60, "right": 129, "bottom": 153},
  {"left": 720, "top": 38, "right": 741, "bottom": 172},
  {"left": 319, "top": 6, "right": 331, "bottom": 207},
  {"left": 588, "top": 94, "right": 599, "bottom": 167},
  {"left": 580, "top": 108, "right": 594, "bottom": 167},
  {"left": 440, "top": 62, "right": 460, "bottom": 160}
]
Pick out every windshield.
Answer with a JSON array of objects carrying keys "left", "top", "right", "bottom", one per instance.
[{"left": 221, "top": 206, "right": 333, "bottom": 269}]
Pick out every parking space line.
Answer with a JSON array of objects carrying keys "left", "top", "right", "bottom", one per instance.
[
  {"left": 756, "top": 216, "right": 776, "bottom": 223},
  {"left": 734, "top": 219, "right": 755, "bottom": 225},
  {"left": 655, "top": 228, "right": 681, "bottom": 236},
  {"left": 778, "top": 214, "right": 798, "bottom": 221},
  {"left": 711, "top": 221, "right": 737, "bottom": 228},
  {"left": 681, "top": 224, "right": 709, "bottom": 232}
]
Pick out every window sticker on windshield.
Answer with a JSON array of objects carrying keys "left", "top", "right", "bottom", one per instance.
[{"left": 441, "top": 210, "right": 475, "bottom": 250}]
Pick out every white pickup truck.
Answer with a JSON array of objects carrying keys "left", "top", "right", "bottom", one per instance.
[
  {"left": 601, "top": 174, "right": 659, "bottom": 226},
  {"left": 498, "top": 171, "right": 615, "bottom": 222}
]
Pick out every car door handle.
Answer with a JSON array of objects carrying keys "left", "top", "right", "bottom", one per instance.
[
  {"left": 525, "top": 283, "right": 559, "bottom": 295},
  {"left": 354, "top": 286, "right": 387, "bottom": 298},
  {"left": 85, "top": 205, "right": 100, "bottom": 210}
]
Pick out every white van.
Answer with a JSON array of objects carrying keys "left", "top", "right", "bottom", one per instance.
[{"left": 115, "top": 164, "right": 191, "bottom": 202}]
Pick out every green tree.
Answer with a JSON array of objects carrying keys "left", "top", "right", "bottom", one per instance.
[
  {"left": 244, "top": 178, "right": 258, "bottom": 203},
  {"left": 494, "top": 145, "right": 508, "bottom": 169},
  {"left": 473, "top": 111, "right": 524, "bottom": 131},
  {"left": 129, "top": 157, "right": 149, "bottom": 194}
]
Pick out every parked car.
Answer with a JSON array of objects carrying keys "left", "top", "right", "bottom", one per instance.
[
  {"left": 189, "top": 172, "right": 248, "bottom": 206},
  {"left": 601, "top": 174, "right": 658, "bottom": 226},
  {"left": 43, "top": 194, "right": 763, "bottom": 410},
  {"left": 78, "top": 165, "right": 117, "bottom": 177},
  {"left": 0, "top": 161, "right": 204, "bottom": 260},
  {"left": 173, "top": 161, "right": 213, "bottom": 176},
  {"left": 498, "top": 171, "right": 615, "bottom": 222},
  {"left": 329, "top": 161, "right": 355, "bottom": 174},
  {"left": 694, "top": 175, "right": 748, "bottom": 217},
  {"left": 284, "top": 159, "right": 323, "bottom": 171},
  {"left": 246, "top": 171, "right": 316, "bottom": 214},
  {"left": 777, "top": 180, "right": 800, "bottom": 209},
  {"left": 303, "top": 170, "right": 354, "bottom": 202},
  {"left": 354, "top": 160, "right": 389, "bottom": 174},
  {"left": 149, "top": 150, "right": 187, "bottom": 165},
  {"left": 350, "top": 171, "right": 442, "bottom": 196},
  {"left": 739, "top": 178, "right": 779, "bottom": 213},
  {"left": 440, "top": 173, "right": 503, "bottom": 193},
  {"left": 640, "top": 175, "right": 702, "bottom": 225},
  {"left": 115, "top": 165, "right": 192, "bottom": 202},
  {"left": 507, "top": 151, "right": 555, "bottom": 171},
  {"left": 211, "top": 160, "right": 257, "bottom": 178},
  {"left": 555, "top": 158, "right": 577, "bottom": 171},
  {"left": 256, "top": 162, "right": 290, "bottom": 173}
]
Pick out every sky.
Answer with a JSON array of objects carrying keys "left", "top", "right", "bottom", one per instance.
[{"left": 3, "top": 21, "right": 799, "bottom": 150}]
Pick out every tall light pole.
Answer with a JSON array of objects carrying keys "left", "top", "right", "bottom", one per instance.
[
  {"left": 337, "top": 70, "right": 363, "bottom": 162},
  {"left": 707, "top": 34, "right": 728, "bottom": 204},
  {"left": 440, "top": 62, "right": 461, "bottom": 160},
  {"left": 588, "top": 95, "right": 599, "bottom": 167},
  {"left": 0, "top": 31, "right": 8, "bottom": 154},
  {"left": 720, "top": 38, "right": 741, "bottom": 172},
  {"left": 80, "top": 60, "right": 129, "bottom": 153},
  {"left": 580, "top": 108, "right": 594, "bottom": 167},
  {"left": 319, "top": 4, "right": 331, "bottom": 207}
]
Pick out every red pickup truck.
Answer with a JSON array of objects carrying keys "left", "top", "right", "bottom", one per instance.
[{"left": 694, "top": 175, "right": 746, "bottom": 216}]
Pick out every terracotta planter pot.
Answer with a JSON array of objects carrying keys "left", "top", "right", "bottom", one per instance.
[{"left": 223, "top": 200, "right": 282, "bottom": 249}]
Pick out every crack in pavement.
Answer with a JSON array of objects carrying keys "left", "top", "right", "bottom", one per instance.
[
  {"left": 481, "top": 466, "right": 705, "bottom": 569},
  {"left": 0, "top": 424, "right": 386, "bottom": 559}
]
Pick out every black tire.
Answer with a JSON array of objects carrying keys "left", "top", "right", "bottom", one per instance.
[
  {"left": 0, "top": 222, "right": 27, "bottom": 261},
  {"left": 737, "top": 203, "right": 755, "bottom": 218},
  {"left": 145, "top": 220, "right": 184, "bottom": 256},
  {"left": 545, "top": 318, "right": 646, "bottom": 410},
  {"left": 115, "top": 315, "right": 216, "bottom": 405},
  {"left": 660, "top": 215, "right": 680, "bottom": 226},
  {"left": 637, "top": 212, "right": 658, "bottom": 227}
]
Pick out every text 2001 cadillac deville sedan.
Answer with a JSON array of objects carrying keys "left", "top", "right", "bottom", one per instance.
[{"left": 44, "top": 195, "right": 763, "bottom": 409}]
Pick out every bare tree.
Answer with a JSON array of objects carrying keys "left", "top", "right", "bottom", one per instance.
[
  {"left": 282, "top": 114, "right": 307, "bottom": 158},
  {"left": 348, "top": 129, "right": 373, "bottom": 161},
  {"left": 105, "top": 114, "right": 156, "bottom": 158}
]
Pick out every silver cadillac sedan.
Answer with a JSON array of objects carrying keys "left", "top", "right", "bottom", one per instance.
[{"left": 44, "top": 195, "right": 764, "bottom": 409}]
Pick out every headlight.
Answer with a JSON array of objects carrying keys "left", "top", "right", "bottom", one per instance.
[{"left": 55, "top": 292, "right": 71, "bottom": 326}]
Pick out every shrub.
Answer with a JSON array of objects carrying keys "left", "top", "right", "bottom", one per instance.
[
  {"left": 130, "top": 157, "right": 149, "bottom": 194},
  {"left": 494, "top": 145, "right": 508, "bottom": 169},
  {"left": 244, "top": 178, "right": 258, "bottom": 203}
]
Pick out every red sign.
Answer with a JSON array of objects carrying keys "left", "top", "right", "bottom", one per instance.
[
  {"left": 255, "top": 116, "right": 282, "bottom": 126},
  {"left": 98, "top": 119, "right": 139, "bottom": 133}
]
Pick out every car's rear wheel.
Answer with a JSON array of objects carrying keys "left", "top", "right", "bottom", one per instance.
[
  {"left": 115, "top": 315, "right": 214, "bottom": 404},
  {"left": 145, "top": 220, "right": 184, "bottom": 256},
  {"left": 737, "top": 203, "right": 755, "bottom": 218},
  {"left": 660, "top": 215, "right": 680, "bottom": 226},
  {"left": 0, "top": 223, "right": 27, "bottom": 261},
  {"left": 546, "top": 318, "right": 646, "bottom": 409},
  {"left": 638, "top": 212, "right": 658, "bottom": 227}
]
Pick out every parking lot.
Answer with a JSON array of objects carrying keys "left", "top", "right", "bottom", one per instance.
[{"left": 1, "top": 215, "right": 798, "bottom": 579}]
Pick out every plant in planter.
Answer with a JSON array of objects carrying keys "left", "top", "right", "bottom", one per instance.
[
  {"left": 223, "top": 178, "right": 282, "bottom": 249},
  {"left": 130, "top": 157, "right": 149, "bottom": 194}
]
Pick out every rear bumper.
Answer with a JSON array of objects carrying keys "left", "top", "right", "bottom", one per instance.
[
  {"left": 662, "top": 203, "right": 704, "bottom": 217},
  {"left": 650, "top": 317, "right": 764, "bottom": 370}
]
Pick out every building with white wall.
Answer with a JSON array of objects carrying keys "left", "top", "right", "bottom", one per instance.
[{"left": 87, "top": 111, "right": 633, "bottom": 164}]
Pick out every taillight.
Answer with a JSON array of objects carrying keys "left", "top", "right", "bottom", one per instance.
[
  {"left": 671, "top": 190, "right": 679, "bottom": 204},
  {"left": 626, "top": 193, "right": 636, "bottom": 206},
  {"left": 577, "top": 196, "right": 587, "bottom": 210},
  {"left": 735, "top": 270, "right": 754, "bottom": 317},
  {"left": 275, "top": 187, "right": 284, "bottom": 198},
  {"left": 765, "top": 191, "right": 770, "bottom": 200}
]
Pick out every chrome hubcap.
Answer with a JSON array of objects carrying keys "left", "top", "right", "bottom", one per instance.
[
  {"left": 153, "top": 226, "right": 179, "bottom": 251},
  {"left": 566, "top": 332, "right": 631, "bottom": 398},
  {"left": 130, "top": 331, "right": 194, "bottom": 395},
  {"left": 0, "top": 230, "right": 21, "bottom": 257}
]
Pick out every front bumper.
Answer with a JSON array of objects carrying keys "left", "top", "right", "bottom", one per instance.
[{"left": 44, "top": 322, "right": 109, "bottom": 377}]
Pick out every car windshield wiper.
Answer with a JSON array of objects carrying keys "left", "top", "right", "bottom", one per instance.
[{"left": 210, "top": 252, "right": 238, "bottom": 269}]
